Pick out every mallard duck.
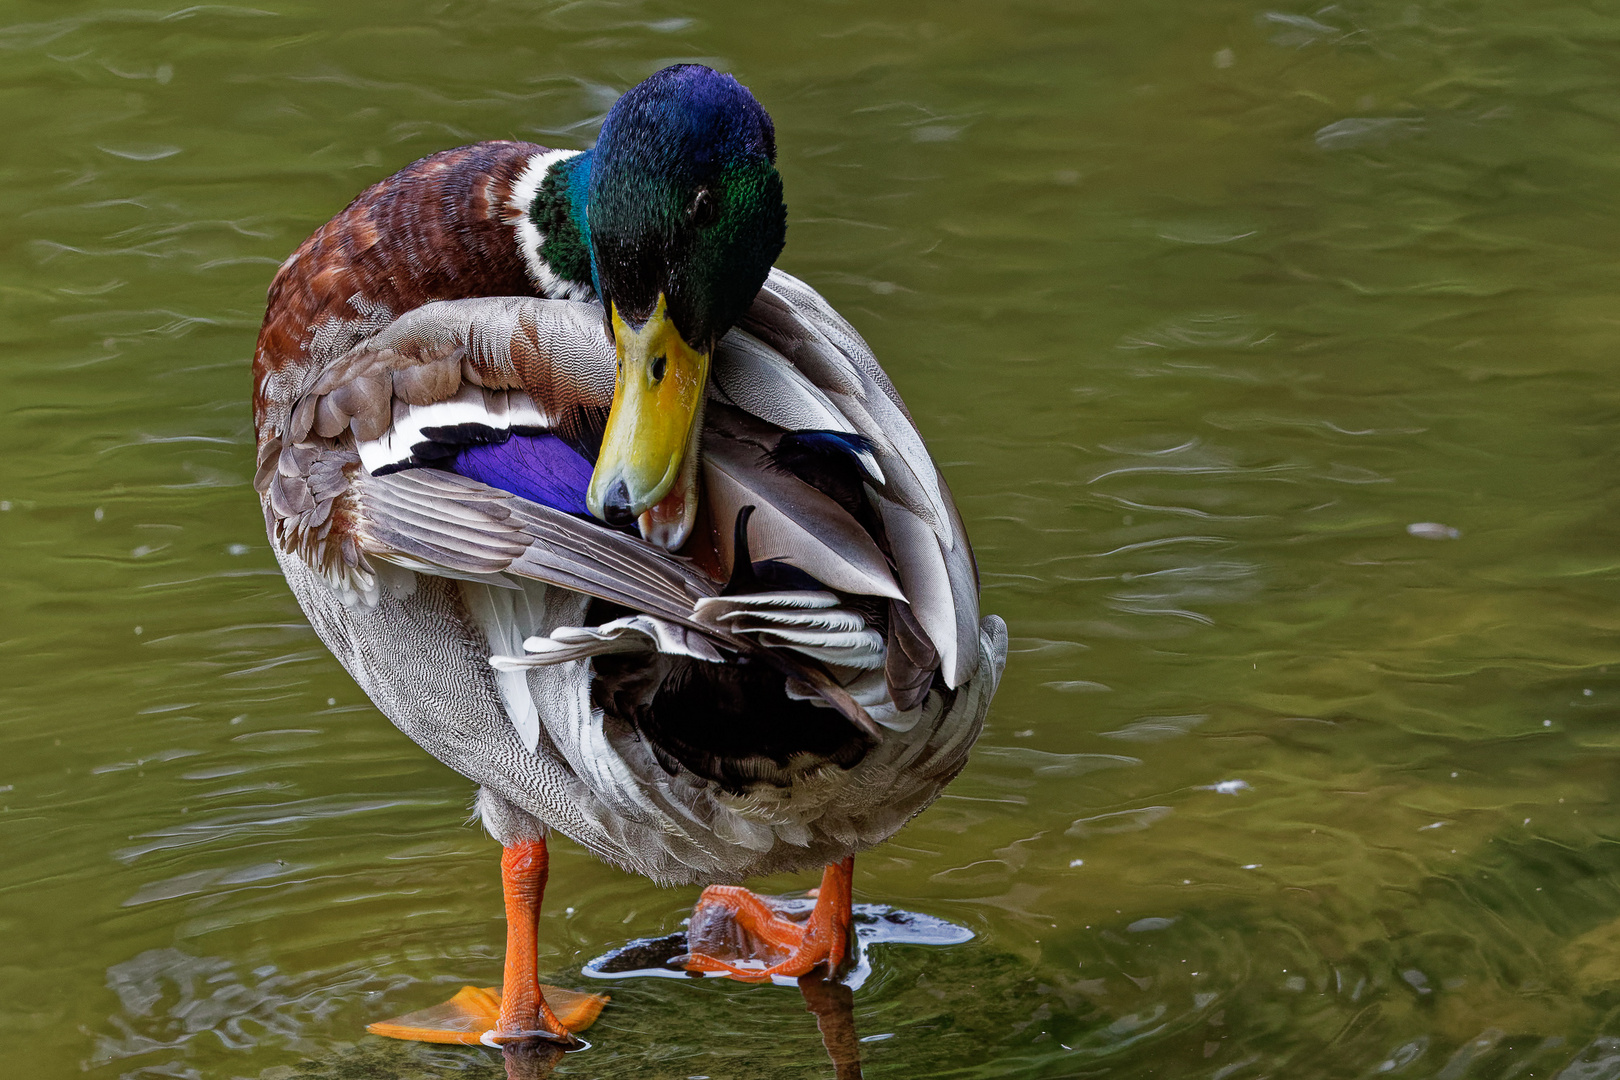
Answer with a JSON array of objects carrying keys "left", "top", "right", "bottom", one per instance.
[{"left": 252, "top": 64, "right": 1006, "bottom": 1048}]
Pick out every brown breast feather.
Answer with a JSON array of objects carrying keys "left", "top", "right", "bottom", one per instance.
[{"left": 252, "top": 140, "right": 551, "bottom": 436}]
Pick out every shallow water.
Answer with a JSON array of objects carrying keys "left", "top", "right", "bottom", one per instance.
[{"left": 5, "top": 1, "right": 1620, "bottom": 1076}]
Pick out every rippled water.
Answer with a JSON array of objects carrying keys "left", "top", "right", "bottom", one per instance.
[{"left": 6, "top": 1, "right": 1620, "bottom": 1077}]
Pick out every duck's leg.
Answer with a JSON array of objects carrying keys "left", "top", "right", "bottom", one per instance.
[
  {"left": 684, "top": 857, "right": 855, "bottom": 981},
  {"left": 490, "top": 839, "right": 577, "bottom": 1044},
  {"left": 367, "top": 832, "right": 607, "bottom": 1046}
]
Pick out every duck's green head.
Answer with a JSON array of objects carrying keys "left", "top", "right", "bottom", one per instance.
[{"left": 559, "top": 64, "right": 787, "bottom": 531}]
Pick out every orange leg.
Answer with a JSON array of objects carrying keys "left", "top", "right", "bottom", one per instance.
[
  {"left": 366, "top": 837, "right": 607, "bottom": 1046},
  {"left": 685, "top": 857, "right": 855, "bottom": 981},
  {"left": 493, "top": 840, "right": 574, "bottom": 1044}
]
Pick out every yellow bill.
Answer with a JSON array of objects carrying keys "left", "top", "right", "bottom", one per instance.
[{"left": 588, "top": 294, "right": 709, "bottom": 542}]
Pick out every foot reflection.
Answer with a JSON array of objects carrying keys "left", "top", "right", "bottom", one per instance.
[
  {"left": 798, "top": 969, "right": 863, "bottom": 1080},
  {"left": 500, "top": 1038, "right": 567, "bottom": 1079}
]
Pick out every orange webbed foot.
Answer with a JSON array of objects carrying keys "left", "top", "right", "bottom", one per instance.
[
  {"left": 684, "top": 857, "right": 855, "bottom": 982},
  {"left": 366, "top": 983, "right": 607, "bottom": 1046},
  {"left": 368, "top": 838, "right": 608, "bottom": 1047}
]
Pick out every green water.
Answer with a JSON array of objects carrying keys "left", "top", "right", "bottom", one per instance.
[{"left": 5, "top": 0, "right": 1620, "bottom": 1076}]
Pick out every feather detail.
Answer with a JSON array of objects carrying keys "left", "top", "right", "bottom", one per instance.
[
  {"left": 255, "top": 438, "right": 376, "bottom": 605},
  {"left": 693, "top": 592, "right": 885, "bottom": 671},
  {"left": 492, "top": 614, "right": 726, "bottom": 669},
  {"left": 460, "top": 580, "right": 544, "bottom": 751},
  {"left": 885, "top": 597, "right": 938, "bottom": 712},
  {"left": 253, "top": 141, "right": 548, "bottom": 435},
  {"left": 744, "top": 269, "right": 983, "bottom": 688},
  {"left": 359, "top": 386, "right": 549, "bottom": 475},
  {"left": 703, "top": 405, "right": 901, "bottom": 601},
  {"left": 710, "top": 329, "right": 881, "bottom": 482},
  {"left": 294, "top": 296, "right": 613, "bottom": 451}
]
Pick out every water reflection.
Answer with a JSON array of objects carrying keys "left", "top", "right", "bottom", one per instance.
[
  {"left": 498, "top": 1041, "right": 567, "bottom": 1080},
  {"left": 242, "top": 984, "right": 853, "bottom": 1080},
  {"left": 91, "top": 945, "right": 401, "bottom": 1069},
  {"left": 797, "top": 972, "right": 864, "bottom": 1080}
]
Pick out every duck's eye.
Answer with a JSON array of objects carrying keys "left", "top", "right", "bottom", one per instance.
[
  {"left": 650, "top": 354, "right": 667, "bottom": 382},
  {"left": 687, "top": 187, "right": 718, "bottom": 228}
]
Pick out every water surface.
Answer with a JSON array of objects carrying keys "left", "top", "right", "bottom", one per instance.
[{"left": 5, "top": 1, "right": 1620, "bottom": 1077}]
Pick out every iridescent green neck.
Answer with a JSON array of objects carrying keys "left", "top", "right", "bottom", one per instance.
[{"left": 531, "top": 152, "right": 596, "bottom": 294}]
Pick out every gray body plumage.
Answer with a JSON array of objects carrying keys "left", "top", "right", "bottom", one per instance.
[{"left": 261, "top": 267, "right": 1007, "bottom": 886}]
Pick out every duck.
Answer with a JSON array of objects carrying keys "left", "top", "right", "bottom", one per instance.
[{"left": 251, "top": 63, "right": 1007, "bottom": 1049}]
